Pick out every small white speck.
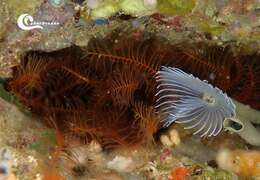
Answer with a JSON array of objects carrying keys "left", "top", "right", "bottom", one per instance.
[
  {"left": 28, "top": 156, "right": 37, "bottom": 163},
  {"left": 209, "top": 73, "right": 216, "bottom": 80}
]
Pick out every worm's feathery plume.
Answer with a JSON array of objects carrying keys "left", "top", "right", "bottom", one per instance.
[{"left": 155, "top": 67, "right": 236, "bottom": 137}]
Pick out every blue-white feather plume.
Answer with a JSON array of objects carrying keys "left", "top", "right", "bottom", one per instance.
[{"left": 155, "top": 66, "right": 236, "bottom": 137}]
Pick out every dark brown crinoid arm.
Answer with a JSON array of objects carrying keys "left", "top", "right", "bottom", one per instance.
[
  {"left": 85, "top": 37, "right": 173, "bottom": 78},
  {"left": 169, "top": 45, "right": 239, "bottom": 92}
]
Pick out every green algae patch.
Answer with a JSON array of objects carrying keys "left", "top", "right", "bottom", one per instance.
[
  {"left": 158, "top": 0, "right": 196, "bottom": 16},
  {"left": 91, "top": 2, "right": 120, "bottom": 19},
  {"left": 90, "top": 0, "right": 156, "bottom": 19},
  {"left": 199, "top": 22, "right": 225, "bottom": 36},
  {"left": 120, "top": 0, "right": 156, "bottom": 16}
]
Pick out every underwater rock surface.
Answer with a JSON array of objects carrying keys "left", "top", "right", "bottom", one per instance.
[
  {"left": 0, "top": 0, "right": 259, "bottom": 77},
  {"left": 0, "top": 0, "right": 259, "bottom": 179}
]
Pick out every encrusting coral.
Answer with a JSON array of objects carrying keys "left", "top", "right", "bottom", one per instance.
[{"left": 216, "top": 149, "right": 260, "bottom": 177}]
